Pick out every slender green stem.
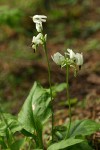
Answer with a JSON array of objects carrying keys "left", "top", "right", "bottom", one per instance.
[
  {"left": 43, "top": 42, "right": 54, "bottom": 142},
  {"left": 66, "top": 64, "right": 71, "bottom": 138}
]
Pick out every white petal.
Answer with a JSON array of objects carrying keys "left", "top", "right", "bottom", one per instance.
[
  {"left": 32, "top": 44, "right": 36, "bottom": 50},
  {"left": 44, "top": 34, "right": 47, "bottom": 41},
  {"left": 75, "top": 53, "right": 83, "bottom": 65},
  {"left": 36, "top": 22, "right": 42, "bottom": 32},
  {"left": 33, "top": 15, "right": 47, "bottom": 19},
  {"left": 32, "top": 33, "right": 43, "bottom": 45},
  {"left": 36, "top": 33, "right": 43, "bottom": 39},
  {"left": 67, "top": 49, "right": 76, "bottom": 59},
  {"left": 39, "top": 18, "right": 46, "bottom": 22},
  {"left": 32, "top": 36, "right": 35, "bottom": 43},
  {"left": 51, "top": 52, "right": 65, "bottom": 65},
  {"left": 33, "top": 19, "right": 41, "bottom": 24},
  {"left": 32, "top": 15, "right": 47, "bottom": 23}
]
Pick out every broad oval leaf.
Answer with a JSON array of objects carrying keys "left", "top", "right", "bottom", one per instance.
[
  {"left": 47, "top": 138, "right": 84, "bottom": 150},
  {"left": 18, "top": 82, "right": 52, "bottom": 133},
  {"left": 67, "top": 119, "right": 100, "bottom": 138}
]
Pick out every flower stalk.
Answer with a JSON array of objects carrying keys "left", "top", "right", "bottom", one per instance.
[
  {"left": 43, "top": 41, "right": 54, "bottom": 142},
  {"left": 31, "top": 15, "right": 54, "bottom": 142},
  {"left": 52, "top": 49, "right": 83, "bottom": 139},
  {"left": 66, "top": 64, "right": 71, "bottom": 138}
]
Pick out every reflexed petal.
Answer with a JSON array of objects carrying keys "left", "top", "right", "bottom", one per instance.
[
  {"left": 32, "top": 33, "right": 43, "bottom": 45},
  {"left": 32, "top": 44, "right": 36, "bottom": 51},
  {"left": 33, "top": 18, "right": 41, "bottom": 24},
  {"left": 32, "top": 36, "right": 35, "bottom": 43},
  {"left": 67, "top": 49, "right": 76, "bottom": 59},
  {"left": 44, "top": 34, "right": 47, "bottom": 41},
  {"left": 32, "top": 15, "right": 47, "bottom": 23},
  {"left": 51, "top": 52, "right": 65, "bottom": 65},
  {"left": 75, "top": 53, "right": 83, "bottom": 65},
  {"left": 33, "top": 15, "right": 47, "bottom": 19},
  {"left": 36, "top": 22, "right": 43, "bottom": 32}
]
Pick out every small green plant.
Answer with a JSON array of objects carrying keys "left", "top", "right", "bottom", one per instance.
[{"left": 0, "top": 15, "right": 100, "bottom": 150}]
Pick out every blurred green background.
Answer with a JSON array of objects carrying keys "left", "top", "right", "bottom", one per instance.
[{"left": 0, "top": 0, "right": 100, "bottom": 115}]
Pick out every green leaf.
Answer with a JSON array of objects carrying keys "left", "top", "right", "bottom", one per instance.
[
  {"left": 59, "top": 98, "right": 78, "bottom": 106},
  {"left": 0, "top": 122, "right": 6, "bottom": 136},
  {"left": 21, "top": 129, "right": 36, "bottom": 138},
  {"left": 47, "top": 83, "right": 66, "bottom": 97},
  {"left": 0, "top": 137, "right": 7, "bottom": 149},
  {"left": 0, "top": 113, "right": 22, "bottom": 137},
  {"left": 66, "top": 141, "right": 93, "bottom": 150},
  {"left": 54, "top": 125, "right": 67, "bottom": 132},
  {"left": 10, "top": 138, "right": 25, "bottom": 150},
  {"left": 6, "top": 128, "right": 13, "bottom": 147},
  {"left": 66, "top": 98, "right": 78, "bottom": 106},
  {"left": 47, "top": 138, "right": 84, "bottom": 150},
  {"left": 54, "top": 125, "right": 67, "bottom": 140},
  {"left": 18, "top": 81, "right": 52, "bottom": 133},
  {"left": 52, "top": 83, "right": 66, "bottom": 93},
  {"left": 68, "top": 119, "right": 100, "bottom": 138}
]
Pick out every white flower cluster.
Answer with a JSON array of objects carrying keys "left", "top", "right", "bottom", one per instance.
[
  {"left": 31, "top": 15, "right": 47, "bottom": 52},
  {"left": 31, "top": 15, "right": 83, "bottom": 72},
  {"left": 52, "top": 49, "right": 83, "bottom": 69}
]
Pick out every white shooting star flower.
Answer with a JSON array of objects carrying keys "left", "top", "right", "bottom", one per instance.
[
  {"left": 51, "top": 52, "right": 65, "bottom": 66},
  {"left": 75, "top": 53, "right": 83, "bottom": 66},
  {"left": 32, "top": 33, "right": 47, "bottom": 52},
  {"left": 32, "top": 15, "right": 47, "bottom": 23},
  {"left": 32, "top": 15, "right": 47, "bottom": 32},
  {"left": 32, "top": 33, "right": 43, "bottom": 45},
  {"left": 32, "top": 33, "right": 43, "bottom": 52},
  {"left": 66, "top": 49, "right": 83, "bottom": 67},
  {"left": 67, "top": 49, "right": 76, "bottom": 60}
]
